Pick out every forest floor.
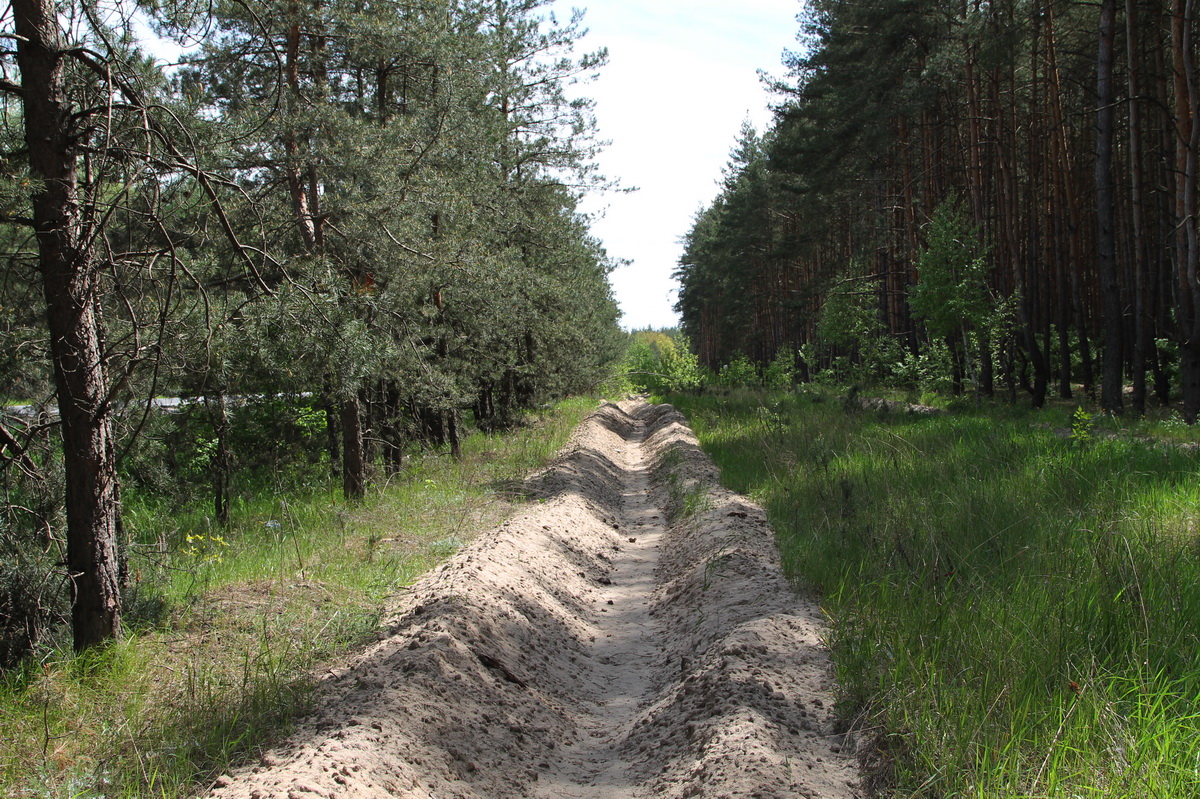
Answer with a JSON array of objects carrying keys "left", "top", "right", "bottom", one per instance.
[{"left": 200, "top": 399, "right": 861, "bottom": 799}]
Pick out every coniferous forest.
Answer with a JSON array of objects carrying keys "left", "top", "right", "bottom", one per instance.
[
  {"left": 9, "top": 0, "right": 1200, "bottom": 796},
  {"left": 0, "top": 0, "right": 620, "bottom": 657},
  {"left": 678, "top": 0, "right": 1200, "bottom": 422}
]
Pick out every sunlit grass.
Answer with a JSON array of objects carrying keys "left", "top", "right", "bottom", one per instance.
[
  {"left": 0, "top": 396, "right": 597, "bottom": 799},
  {"left": 668, "top": 388, "right": 1200, "bottom": 797}
]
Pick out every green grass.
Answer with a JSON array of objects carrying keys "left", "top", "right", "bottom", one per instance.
[
  {"left": 0, "top": 396, "right": 597, "bottom": 799},
  {"left": 667, "top": 388, "right": 1200, "bottom": 797}
]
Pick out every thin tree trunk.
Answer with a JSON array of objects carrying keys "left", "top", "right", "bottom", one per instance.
[
  {"left": 948, "top": 335, "right": 965, "bottom": 395},
  {"left": 207, "top": 392, "right": 233, "bottom": 525},
  {"left": 1152, "top": 14, "right": 1176, "bottom": 407},
  {"left": 1173, "top": 0, "right": 1200, "bottom": 421},
  {"left": 358, "top": 386, "right": 376, "bottom": 466},
  {"left": 1057, "top": 324, "right": 1073, "bottom": 398},
  {"left": 1126, "top": 0, "right": 1151, "bottom": 413},
  {"left": 322, "top": 378, "right": 340, "bottom": 480},
  {"left": 382, "top": 381, "right": 404, "bottom": 474},
  {"left": 284, "top": 3, "right": 318, "bottom": 250},
  {"left": 447, "top": 410, "right": 462, "bottom": 460},
  {"left": 1096, "top": 0, "right": 1125, "bottom": 412},
  {"left": 341, "top": 397, "right": 365, "bottom": 500},
  {"left": 980, "top": 334, "right": 994, "bottom": 396},
  {"left": 1025, "top": 2, "right": 1050, "bottom": 409},
  {"left": 1045, "top": 4, "right": 1096, "bottom": 401}
]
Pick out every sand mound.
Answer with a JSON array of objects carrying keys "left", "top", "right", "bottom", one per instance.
[{"left": 202, "top": 400, "right": 861, "bottom": 799}]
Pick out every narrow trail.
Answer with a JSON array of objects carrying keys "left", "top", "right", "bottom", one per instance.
[
  {"left": 203, "top": 400, "right": 861, "bottom": 799},
  {"left": 532, "top": 411, "right": 664, "bottom": 798}
]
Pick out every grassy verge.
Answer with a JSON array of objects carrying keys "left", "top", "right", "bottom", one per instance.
[
  {"left": 0, "top": 396, "right": 597, "bottom": 799},
  {"left": 667, "top": 388, "right": 1200, "bottom": 797}
]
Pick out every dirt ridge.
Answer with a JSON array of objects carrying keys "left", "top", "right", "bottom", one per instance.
[{"left": 202, "top": 399, "right": 860, "bottom": 799}]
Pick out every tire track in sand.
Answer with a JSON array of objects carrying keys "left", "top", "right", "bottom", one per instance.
[{"left": 202, "top": 400, "right": 861, "bottom": 799}]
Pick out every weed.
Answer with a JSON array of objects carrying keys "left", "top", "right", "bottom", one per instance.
[
  {"left": 676, "top": 482, "right": 711, "bottom": 522},
  {"left": 1071, "top": 405, "right": 1095, "bottom": 444},
  {"left": 702, "top": 553, "right": 732, "bottom": 591}
]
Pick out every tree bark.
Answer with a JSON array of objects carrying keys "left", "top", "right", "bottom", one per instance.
[
  {"left": 322, "top": 379, "right": 341, "bottom": 480},
  {"left": 206, "top": 392, "right": 233, "bottom": 525},
  {"left": 1126, "top": 0, "right": 1151, "bottom": 414},
  {"left": 1096, "top": 0, "right": 1125, "bottom": 412},
  {"left": 14, "top": 0, "right": 123, "bottom": 649},
  {"left": 341, "top": 397, "right": 365, "bottom": 500},
  {"left": 446, "top": 410, "right": 461, "bottom": 460},
  {"left": 381, "top": 381, "right": 404, "bottom": 474},
  {"left": 284, "top": 4, "right": 318, "bottom": 250},
  {"left": 1173, "top": 0, "right": 1200, "bottom": 422}
]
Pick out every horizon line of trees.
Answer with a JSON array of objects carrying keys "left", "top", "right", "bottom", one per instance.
[
  {"left": 0, "top": 0, "right": 621, "bottom": 656},
  {"left": 677, "top": 0, "right": 1200, "bottom": 420}
]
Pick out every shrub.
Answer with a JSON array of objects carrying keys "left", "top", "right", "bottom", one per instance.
[
  {"left": 762, "top": 349, "right": 797, "bottom": 390},
  {"left": 718, "top": 355, "right": 758, "bottom": 388}
]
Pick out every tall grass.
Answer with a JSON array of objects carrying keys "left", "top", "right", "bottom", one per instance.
[
  {"left": 0, "top": 397, "right": 596, "bottom": 799},
  {"left": 669, "top": 388, "right": 1200, "bottom": 797}
]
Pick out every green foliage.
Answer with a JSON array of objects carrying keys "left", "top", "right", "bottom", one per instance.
[
  {"left": 625, "top": 331, "right": 704, "bottom": 394},
  {"left": 629, "top": 335, "right": 798, "bottom": 395},
  {"left": 121, "top": 397, "right": 330, "bottom": 505},
  {"left": 670, "top": 390, "right": 1200, "bottom": 796},
  {"left": 168, "top": 0, "right": 621, "bottom": 442},
  {"left": 909, "top": 198, "right": 992, "bottom": 341},
  {"left": 718, "top": 355, "right": 759, "bottom": 388},
  {"left": 816, "top": 259, "right": 883, "bottom": 349},
  {"left": 674, "top": 0, "right": 1156, "bottom": 415},
  {"left": 0, "top": 424, "right": 66, "bottom": 666},
  {"left": 662, "top": 342, "right": 705, "bottom": 393},
  {"left": 762, "top": 349, "right": 797, "bottom": 390},
  {"left": 1071, "top": 405, "right": 1095, "bottom": 444},
  {"left": 811, "top": 259, "right": 925, "bottom": 388},
  {"left": 906, "top": 197, "right": 1017, "bottom": 394},
  {"left": 892, "top": 338, "right": 955, "bottom": 394}
]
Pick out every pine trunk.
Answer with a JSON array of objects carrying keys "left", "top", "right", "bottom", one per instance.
[
  {"left": 341, "top": 397, "right": 366, "bottom": 500},
  {"left": 207, "top": 392, "right": 233, "bottom": 525},
  {"left": 1126, "top": 0, "right": 1150, "bottom": 413},
  {"left": 1096, "top": 0, "right": 1125, "bottom": 412},
  {"left": 322, "top": 380, "right": 340, "bottom": 480},
  {"left": 15, "top": 0, "right": 123, "bottom": 650},
  {"left": 1174, "top": 0, "right": 1200, "bottom": 421}
]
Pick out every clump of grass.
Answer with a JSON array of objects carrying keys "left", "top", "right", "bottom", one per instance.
[
  {"left": 669, "top": 389, "right": 1200, "bottom": 796},
  {"left": 652, "top": 446, "right": 712, "bottom": 523},
  {"left": 0, "top": 397, "right": 596, "bottom": 799}
]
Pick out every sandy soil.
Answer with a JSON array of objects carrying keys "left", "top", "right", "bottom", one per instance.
[{"left": 201, "top": 399, "right": 862, "bottom": 799}]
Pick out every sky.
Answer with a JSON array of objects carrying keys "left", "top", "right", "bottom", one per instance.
[{"left": 548, "top": 0, "right": 804, "bottom": 331}]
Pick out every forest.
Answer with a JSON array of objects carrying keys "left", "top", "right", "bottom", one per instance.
[
  {"left": 6, "top": 0, "right": 1200, "bottom": 796},
  {"left": 0, "top": 0, "right": 622, "bottom": 662},
  {"left": 677, "top": 0, "right": 1200, "bottom": 423}
]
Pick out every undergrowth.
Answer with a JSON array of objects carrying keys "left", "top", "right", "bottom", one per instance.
[
  {"left": 0, "top": 396, "right": 596, "bottom": 799},
  {"left": 668, "top": 387, "right": 1200, "bottom": 798}
]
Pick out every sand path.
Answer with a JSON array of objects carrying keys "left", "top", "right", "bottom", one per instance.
[
  {"left": 531, "top": 411, "right": 664, "bottom": 797},
  {"left": 203, "top": 400, "right": 861, "bottom": 799}
]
